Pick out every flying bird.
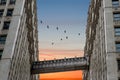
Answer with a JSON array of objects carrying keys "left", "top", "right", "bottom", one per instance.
[
  {"left": 64, "top": 30, "right": 66, "bottom": 33},
  {"left": 56, "top": 27, "right": 59, "bottom": 30},
  {"left": 40, "top": 20, "right": 43, "bottom": 24},
  {"left": 47, "top": 25, "right": 49, "bottom": 29},
  {"left": 52, "top": 42, "right": 54, "bottom": 45},
  {"left": 78, "top": 33, "right": 80, "bottom": 35},
  {"left": 66, "top": 36, "right": 68, "bottom": 39}
]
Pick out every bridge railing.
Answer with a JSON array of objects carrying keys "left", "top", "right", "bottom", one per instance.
[{"left": 31, "top": 57, "right": 89, "bottom": 74}]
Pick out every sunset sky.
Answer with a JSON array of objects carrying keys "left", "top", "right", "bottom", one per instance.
[{"left": 37, "top": 0, "right": 89, "bottom": 80}]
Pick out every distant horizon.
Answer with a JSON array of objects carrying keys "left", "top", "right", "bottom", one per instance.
[
  {"left": 40, "top": 78, "right": 82, "bottom": 80},
  {"left": 40, "top": 70, "right": 83, "bottom": 79},
  {"left": 39, "top": 49, "right": 84, "bottom": 61}
]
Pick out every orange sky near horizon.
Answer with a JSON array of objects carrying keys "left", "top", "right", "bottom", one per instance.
[
  {"left": 39, "top": 49, "right": 84, "bottom": 80},
  {"left": 39, "top": 49, "right": 84, "bottom": 61},
  {"left": 40, "top": 70, "right": 83, "bottom": 80}
]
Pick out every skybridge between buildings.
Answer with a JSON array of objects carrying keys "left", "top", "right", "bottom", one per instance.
[{"left": 31, "top": 57, "right": 89, "bottom": 74}]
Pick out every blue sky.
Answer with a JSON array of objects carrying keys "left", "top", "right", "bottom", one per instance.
[
  {"left": 37, "top": 0, "right": 90, "bottom": 79},
  {"left": 37, "top": 0, "right": 89, "bottom": 51}
]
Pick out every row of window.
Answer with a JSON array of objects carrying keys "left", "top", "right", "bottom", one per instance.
[
  {"left": 0, "top": 0, "right": 16, "bottom": 5},
  {"left": 113, "top": 0, "right": 120, "bottom": 72},
  {"left": 0, "top": 9, "right": 13, "bottom": 17},
  {"left": 112, "top": 0, "right": 120, "bottom": 53},
  {"left": 111, "top": 1, "right": 120, "bottom": 75},
  {"left": 112, "top": 1, "right": 120, "bottom": 77}
]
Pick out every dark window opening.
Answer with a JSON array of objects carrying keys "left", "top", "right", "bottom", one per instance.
[
  {"left": 116, "top": 42, "right": 120, "bottom": 52},
  {"left": 113, "top": 13, "right": 120, "bottom": 21},
  {"left": 0, "top": 0, "right": 6, "bottom": 5},
  {"left": 112, "top": 0, "right": 119, "bottom": 8},
  {"left": 0, "top": 35, "right": 7, "bottom": 44},
  {"left": 9, "top": 0, "right": 16, "bottom": 4},
  {"left": 117, "top": 60, "right": 120, "bottom": 70},
  {"left": 6, "top": 9, "right": 13, "bottom": 16},
  {"left": 0, "top": 9, "right": 4, "bottom": 17},
  {"left": 3, "top": 21, "right": 10, "bottom": 30},
  {"left": 115, "top": 27, "right": 120, "bottom": 36},
  {"left": 0, "top": 50, "right": 3, "bottom": 60}
]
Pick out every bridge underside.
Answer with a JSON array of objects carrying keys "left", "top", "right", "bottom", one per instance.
[
  {"left": 32, "top": 64, "right": 88, "bottom": 74},
  {"left": 31, "top": 57, "right": 88, "bottom": 74}
]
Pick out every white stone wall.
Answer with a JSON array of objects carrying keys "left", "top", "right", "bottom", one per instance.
[
  {"left": 84, "top": 0, "right": 119, "bottom": 80},
  {"left": 0, "top": 0, "right": 38, "bottom": 80},
  {"left": 31, "top": 0, "right": 39, "bottom": 80},
  {"left": 0, "top": 0, "right": 27, "bottom": 80},
  {"left": 103, "top": 0, "right": 118, "bottom": 80}
]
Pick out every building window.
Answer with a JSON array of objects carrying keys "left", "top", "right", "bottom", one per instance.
[
  {"left": 0, "top": 0, "right": 6, "bottom": 5},
  {"left": 112, "top": 0, "right": 119, "bottom": 8},
  {"left": 113, "top": 13, "right": 120, "bottom": 21},
  {"left": 0, "top": 50, "right": 3, "bottom": 60},
  {"left": 116, "top": 42, "right": 120, "bottom": 52},
  {"left": 3, "top": 21, "right": 10, "bottom": 30},
  {"left": 0, "top": 9, "right": 4, "bottom": 17},
  {"left": 9, "top": 0, "right": 16, "bottom": 4},
  {"left": 6, "top": 9, "right": 13, "bottom": 16},
  {"left": 117, "top": 60, "right": 120, "bottom": 70},
  {"left": 115, "top": 27, "right": 120, "bottom": 36},
  {"left": 0, "top": 35, "right": 7, "bottom": 44}
]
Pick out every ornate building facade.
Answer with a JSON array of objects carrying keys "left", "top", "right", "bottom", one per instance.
[
  {"left": 84, "top": 0, "right": 120, "bottom": 80},
  {"left": 0, "top": 0, "right": 39, "bottom": 80}
]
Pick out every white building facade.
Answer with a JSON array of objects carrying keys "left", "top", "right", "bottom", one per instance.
[
  {"left": 0, "top": 0, "right": 39, "bottom": 80},
  {"left": 84, "top": 0, "right": 120, "bottom": 80}
]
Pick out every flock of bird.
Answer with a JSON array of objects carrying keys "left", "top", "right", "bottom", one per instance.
[{"left": 40, "top": 20, "right": 81, "bottom": 45}]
